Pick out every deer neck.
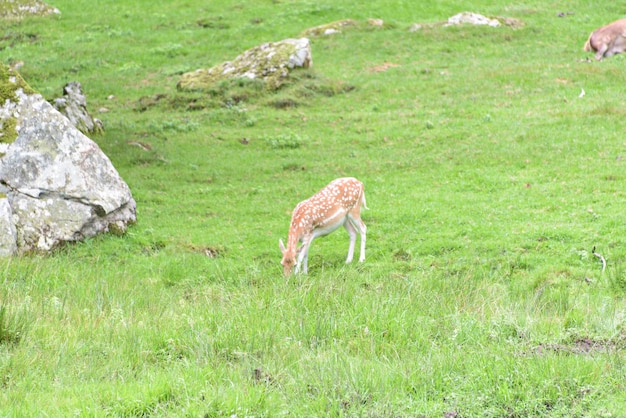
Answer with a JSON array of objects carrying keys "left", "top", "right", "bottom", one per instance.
[{"left": 285, "top": 224, "right": 304, "bottom": 258}]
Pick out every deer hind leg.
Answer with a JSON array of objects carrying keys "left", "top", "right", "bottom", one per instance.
[
  {"left": 596, "top": 43, "right": 609, "bottom": 60},
  {"left": 344, "top": 219, "right": 358, "bottom": 263},
  {"left": 347, "top": 209, "right": 367, "bottom": 263},
  {"left": 605, "top": 40, "right": 626, "bottom": 58}
]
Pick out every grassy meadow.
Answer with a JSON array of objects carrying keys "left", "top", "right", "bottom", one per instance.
[{"left": 2, "top": 0, "right": 626, "bottom": 416}]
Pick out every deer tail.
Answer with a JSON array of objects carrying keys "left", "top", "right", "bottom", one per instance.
[{"left": 361, "top": 189, "right": 369, "bottom": 210}]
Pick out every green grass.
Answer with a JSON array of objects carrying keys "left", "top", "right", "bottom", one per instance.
[{"left": 2, "top": 0, "right": 626, "bottom": 416}]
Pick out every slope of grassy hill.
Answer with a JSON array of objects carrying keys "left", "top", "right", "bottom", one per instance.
[{"left": 1, "top": 1, "right": 626, "bottom": 415}]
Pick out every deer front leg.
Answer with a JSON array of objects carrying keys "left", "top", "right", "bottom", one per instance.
[
  {"left": 296, "top": 236, "right": 313, "bottom": 274},
  {"left": 302, "top": 252, "right": 309, "bottom": 273},
  {"left": 295, "top": 247, "right": 305, "bottom": 274}
]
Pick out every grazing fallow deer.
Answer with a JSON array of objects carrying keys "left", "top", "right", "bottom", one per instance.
[
  {"left": 584, "top": 18, "right": 626, "bottom": 60},
  {"left": 279, "top": 177, "right": 367, "bottom": 276}
]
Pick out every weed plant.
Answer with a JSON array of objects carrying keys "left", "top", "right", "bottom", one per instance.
[{"left": 1, "top": 0, "right": 626, "bottom": 416}]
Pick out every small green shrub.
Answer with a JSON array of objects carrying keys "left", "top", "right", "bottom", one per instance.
[
  {"left": 0, "top": 302, "right": 30, "bottom": 346},
  {"left": 608, "top": 263, "right": 626, "bottom": 295},
  {"left": 264, "top": 133, "right": 305, "bottom": 149},
  {"left": 149, "top": 43, "right": 184, "bottom": 58},
  {"left": 196, "top": 16, "right": 230, "bottom": 29},
  {"left": 147, "top": 118, "right": 198, "bottom": 134}
]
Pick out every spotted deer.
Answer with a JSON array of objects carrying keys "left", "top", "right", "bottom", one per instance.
[
  {"left": 584, "top": 18, "right": 626, "bottom": 60},
  {"left": 279, "top": 177, "right": 367, "bottom": 276}
]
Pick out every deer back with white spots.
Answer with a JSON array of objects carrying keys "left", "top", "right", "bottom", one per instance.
[{"left": 279, "top": 177, "right": 367, "bottom": 276}]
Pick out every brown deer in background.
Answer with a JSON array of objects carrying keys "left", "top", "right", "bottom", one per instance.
[{"left": 584, "top": 18, "right": 626, "bottom": 60}]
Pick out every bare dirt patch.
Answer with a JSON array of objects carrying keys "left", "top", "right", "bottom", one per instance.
[{"left": 535, "top": 336, "right": 626, "bottom": 355}]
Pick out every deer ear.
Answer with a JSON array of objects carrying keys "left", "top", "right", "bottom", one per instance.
[{"left": 279, "top": 239, "right": 286, "bottom": 253}]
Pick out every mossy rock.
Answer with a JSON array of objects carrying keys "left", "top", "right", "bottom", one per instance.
[
  {"left": 0, "top": 0, "right": 59, "bottom": 20},
  {"left": 0, "top": 64, "right": 36, "bottom": 144},
  {"left": 300, "top": 19, "right": 358, "bottom": 37},
  {"left": 177, "top": 38, "right": 312, "bottom": 92}
]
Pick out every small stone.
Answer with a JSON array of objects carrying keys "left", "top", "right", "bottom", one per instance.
[
  {"left": 51, "top": 82, "right": 104, "bottom": 134},
  {"left": 445, "top": 12, "right": 501, "bottom": 27}
]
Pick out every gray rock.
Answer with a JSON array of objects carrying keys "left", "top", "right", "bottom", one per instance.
[
  {"left": 0, "top": 195, "right": 17, "bottom": 256},
  {"left": 0, "top": 88, "right": 136, "bottom": 254},
  {"left": 408, "top": 12, "right": 523, "bottom": 32},
  {"left": 300, "top": 19, "right": 357, "bottom": 37},
  {"left": 445, "top": 12, "right": 501, "bottom": 27},
  {"left": 0, "top": 0, "right": 60, "bottom": 20},
  {"left": 178, "top": 38, "right": 312, "bottom": 91},
  {"left": 52, "top": 81, "right": 103, "bottom": 135}
]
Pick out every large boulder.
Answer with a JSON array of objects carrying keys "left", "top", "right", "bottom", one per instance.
[
  {"left": 177, "top": 38, "right": 312, "bottom": 91},
  {"left": 0, "top": 65, "right": 136, "bottom": 255}
]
